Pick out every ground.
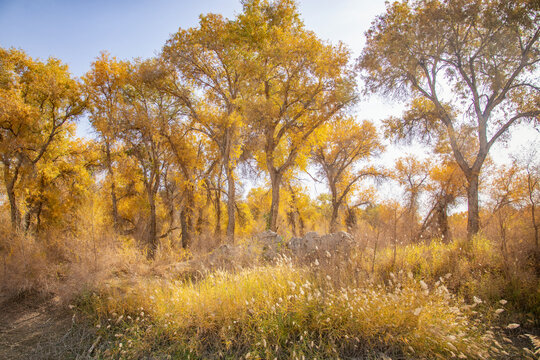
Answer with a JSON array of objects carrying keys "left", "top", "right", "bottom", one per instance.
[{"left": 0, "top": 292, "right": 95, "bottom": 360}]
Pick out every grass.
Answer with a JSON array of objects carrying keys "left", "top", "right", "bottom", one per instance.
[
  {"left": 2, "top": 224, "right": 538, "bottom": 359},
  {"left": 76, "top": 253, "right": 528, "bottom": 359}
]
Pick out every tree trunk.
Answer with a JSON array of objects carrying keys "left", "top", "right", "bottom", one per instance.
[
  {"left": 147, "top": 193, "right": 158, "bottom": 260},
  {"left": 225, "top": 165, "right": 235, "bottom": 243},
  {"left": 36, "top": 201, "right": 43, "bottom": 234},
  {"left": 329, "top": 202, "right": 340, "bottom": 233},
  {"left": 529, "top": 197, "right": 538, "bottom": 251},
  {"left": 213, "top": 169, "right": 223, "bottom": 237},
  {"left": 196, "top": 203, "right": 207, "bottom": 235},
  {"left": 180, "top": 208, "right": 191, "bottom": 249},
  {"left": 466, "top": 173, "right": 480, "bottom": 239},
  {"left": 287, "top": 210, "right": 297, "bottom": 236},
  {"left": 392, "top": 208, "right": 398, "bottom": 268},
  {"left": 105, "top": 142, "right": 120, "bottom": 230},
  {"left": 6, "top": 182, "right": 20, "bottom": 231},
  {"left": 298, "top": 214, "right": 305, "bottom": 236},
  {"left": 181, "top": 189, "right": 194, "bottom": 249},
  {"left": 345, "top": 207, "right": 357, "bottom": 233},
  {"left": 214, "top": 189, "right": 222, "bottom": 237},
  {"left": 268, "top": 170, "right": 282, "bottom": 232},
  {"left": 23, "top": 207, "right": 34, "bottom": 233},
  {"left": 438, "top": 201, "right": 450, "bottom": 243},
  {"left": 328, "top": 180, "right": 339, "bottom": 233},
  {"left": 371, "top": 228, "right": 380, "bottom": 274}
]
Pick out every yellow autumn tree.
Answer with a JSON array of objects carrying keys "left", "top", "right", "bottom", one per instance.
[
  {"left": 239, "top": 0, "right": 358, "bottom": 231},
  {"left": 0, "top": 48, "right": 85, "bottom": 230},
  {"left": 312, "top": 118, "right": 384, "bottom": 232}
]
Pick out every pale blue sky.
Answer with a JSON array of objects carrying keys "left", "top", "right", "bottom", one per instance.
[{"left": 0, "top": 0, "right": 387, "bottom": 76}]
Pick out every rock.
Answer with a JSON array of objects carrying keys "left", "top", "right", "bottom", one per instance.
[
  {"left": 288, "top": 232, "right": 320, "bottom": 256},
  {"left": 319, "top": 231, "right": 355, "bottom": 252},
  {"left": 254, "top": 230, "right": 285, "bottom": 260},
  {"left": 287, "top": 231, "right": 355, "bottom": 259}
]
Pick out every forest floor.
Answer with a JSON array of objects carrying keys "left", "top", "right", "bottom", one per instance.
[{"left": 0, "top": 292, "right": 95, "bottom": 360}]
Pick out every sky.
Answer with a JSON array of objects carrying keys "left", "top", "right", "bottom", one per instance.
[
  {"left": 0, "top": 0, "right": 396, "bottom": 133},
  {"left": 0, "top": 0, "right": 386, "bottom": 74},
  {"left": 1, "top": 0, "right": 538, "bottom": 202}
]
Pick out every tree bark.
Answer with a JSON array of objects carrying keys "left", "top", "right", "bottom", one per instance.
[
  {"left": 466, "top": 173, "right": 480, "bottom": 239},
  {"left": 212, "top": 168, "right": 223, "bottom": 237},
  {"left": 527, "top": 173, "right": 539, "bottom": 251},
  {"left": 225, "top": 164, "right": 235, "bottom": 243},
  {"left": 6, "top": 185, "right": 20, "bottom": 231},
  {"left": 35, "top": 201, "right": 43, "bottom": 234},
  {"left": 345, "top": 207, "right": 357, "bottom": 233},
  {"left": 147, "top": 192, "right": 158, "bottom": 260},
  {"left": 268, "top": 170, "right": 282, "bottom": 232},
  {"left": 329, "top": 203, "right": 340, "bottom": 234},
  {"left": 3, "top": 159, "right": 21, "bottom": 231},
  {"left": 105, "top": 141, "right": 120, "bottom": 230},
  {"left": 23, "top": 208, "right": 33, "bottom": 233},
  {"left": 180, "top": 188, "right": 194, "bottom": 249},
  {"left": 530, "top": 202, "right": 538, "bottom": 251},
  {"left": 329, "top": 179, "right": 340, "bottom": 233},
  {"left": 214, "top": 189, "right": 222, "bottom": 237},
  {"left": 437, "top": 201, "right": 450, "bottom": 243}
]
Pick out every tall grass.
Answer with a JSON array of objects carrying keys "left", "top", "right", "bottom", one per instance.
[
  {"left": 78, "top": 257, "right": 520, "bottom": 359},
  {"left": 370, "top": 237, "right": 540, "bottom": 321},
  {"left": 2, "top": 215, "right": 538, "bottom": 359}
]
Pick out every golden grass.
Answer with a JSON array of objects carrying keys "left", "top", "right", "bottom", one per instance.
[
  {"left": 2, "top": 219, "right": 538, "bottom": 359},
  {"left": 78, "top": 257, "right": 516, "bottom": 359}
]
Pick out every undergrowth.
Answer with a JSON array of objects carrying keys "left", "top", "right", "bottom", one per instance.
[
  {"left": 2, "top": 224, "right": 539, "bottom": 359},
  {"left": 76, "top": 248, "right": 535, "bottom": 359}
]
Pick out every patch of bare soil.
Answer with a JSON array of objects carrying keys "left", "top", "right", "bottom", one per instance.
[{"left": 0, "top": 291, "right": 96, "bottom": 360}]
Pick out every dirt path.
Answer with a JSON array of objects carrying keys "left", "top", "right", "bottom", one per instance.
[{"left": 0, "top": 293, "right": 95, "bottom": 360}]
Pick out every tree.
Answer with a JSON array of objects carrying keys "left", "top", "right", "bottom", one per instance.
[
  {"left": 0, "top": 48, "right": 85, "bottom": 230},
  {"left": 163, "top": 13, "right": 247, "bottom": 242},
  {"left": 359, "top": 0, "right": 540, "bottom": 239},
  {"left": 240, "top": 0, "right": 358, "bottom": 231},
  {"left": 393, "top": 156, "right": 430, "bottom": 242},
  {"left": 83, "top": 52, "right": 129, "bottom": 231},
  {"left": 419, "top": 158, "right": 465, "bottom": 241},
  {"left": 21, "top": 138, "right": 96, "bottom": 234},
  {"left": 312, "top": 118, "right": 384, "bottom": 232},
  {"left": 163, "top": 119, "right": 216, "bottom": 248},
  {"left": 488, "top": 163, "right": 522, "bottom": 264},
  {"left": 119, "top": 59, "right": 177, "bottom": 259},
  {"left": 513, "top": 149, "right": 540, "bottom": 252}
]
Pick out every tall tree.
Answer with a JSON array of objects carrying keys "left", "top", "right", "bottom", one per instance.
[
  {"left": 0, "top": 48, "right": 85, "bottom": 230},
  {"left": 83, "top": 52, "right": 129, "bottom": 231},
  {"left": 312, "top": 118, "right": 384, "bottom": 232},
  {"left": 358, "top": 0, "right": 540, "bottom": 238},
  {"left": 240, "top": 0, "right": 357, "bottom": 231},
  {"left": 119, "top": 60, "right": 176, "bottom": 259},
  {"left": 163, "top": 13, "right": 247, "bottom": 242}
]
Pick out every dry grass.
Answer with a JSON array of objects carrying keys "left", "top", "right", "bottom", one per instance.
[
  {"left": 77, "top": 261, "right": 503, "bottom": 359},
  {"left": 1, "top": 216, "right": 539, "bottom": 359},
  {"left": 75, "top": 241, "right": 539, "bottom": 359}
]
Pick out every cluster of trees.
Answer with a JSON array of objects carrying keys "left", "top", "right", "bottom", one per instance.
[{"left": 1, "top": 0, "right": 538, "bottom": 259}]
